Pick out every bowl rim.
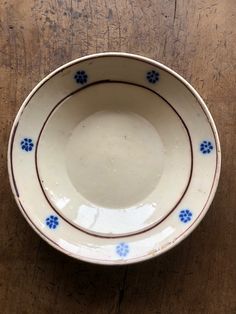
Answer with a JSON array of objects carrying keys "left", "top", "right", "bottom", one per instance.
[{"left": 7, "top": 52, "right": 221, "bottom": 265}]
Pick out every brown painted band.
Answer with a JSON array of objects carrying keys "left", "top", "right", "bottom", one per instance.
[{"left": 34, "top": 80, "right": 193, "bottom": 238}]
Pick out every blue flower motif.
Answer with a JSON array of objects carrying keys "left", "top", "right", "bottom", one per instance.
[
  {"left": 21, "top": 138, "right": 34, "bottom": 152},
  {"left": 179, "top": 209, "right": 192, "bottom": 223},
  {"left": 200, "top": 140, "right": 214, "bottom": 154},
  {"left": 46, "top": 215, "right": 59, "bottom": 229},
  {"left": 146, "top": 70, "right": 160, "bottom": 83},
  {"left": 74, "top": 70, "right": 88, "bottom": 84},
  {"left": 116, "top": 242, "right": 129, "bottom": 257}
]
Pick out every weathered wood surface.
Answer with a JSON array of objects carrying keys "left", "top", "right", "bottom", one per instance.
[{"left": 0, "top": 0, "right": 235, "bottom": 313}]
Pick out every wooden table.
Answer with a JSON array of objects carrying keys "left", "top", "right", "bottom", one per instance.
[{"left": 0, "top": 1, "right": 235, "bottom": 313}]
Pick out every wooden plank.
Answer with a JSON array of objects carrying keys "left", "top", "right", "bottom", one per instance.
[{"left": 0, "top": 0, "right": 235, "bottom": 313}]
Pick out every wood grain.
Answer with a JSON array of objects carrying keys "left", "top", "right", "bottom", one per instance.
[{"left": 0, "top": 0, "right": 235, "bottom": 313}]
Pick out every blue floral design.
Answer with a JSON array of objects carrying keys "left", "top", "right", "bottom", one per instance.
[
  {"left": 146, "top": 70, "right": 160, "bottom": 83},
  {"left": 74, "top": 70, "right": 88, "bottom": 84},
  {"left": 200, "top": 140, "right": 214, "bottom": 154},
  {"left": 179, "top": 209, "right": 192, "bottom": 223},
  {"left": 21, "top": 138, "right": 34, "bottom": 152},
  {"left": 116, "top": 242, "right": 129, "bottom": 257},
  {"left": 46, "top": 215, "right": 59, "bottom": 229}
]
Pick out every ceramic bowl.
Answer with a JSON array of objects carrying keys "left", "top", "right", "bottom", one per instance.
[{"left": 8, "top": 53, "right": 221, "bottom": 265}]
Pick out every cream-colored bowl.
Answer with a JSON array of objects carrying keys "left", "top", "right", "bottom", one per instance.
[{"left": 8, "top": 53, "right": 221, "bottom": 264}]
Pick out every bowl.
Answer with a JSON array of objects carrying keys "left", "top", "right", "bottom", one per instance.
[{"left": 8, "top": 53, "right": 221, "bottom": 265}]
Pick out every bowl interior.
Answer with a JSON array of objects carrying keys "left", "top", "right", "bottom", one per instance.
[{"left": 37, "top": 82, "right": 192, "bottom": 236}]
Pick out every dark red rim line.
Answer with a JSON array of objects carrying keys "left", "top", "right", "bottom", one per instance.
[
  {"left": 34, "top": 80, "right": 193, "bottom": 239},
  {"left": 10, "top": 121, "right": 19, "bottom": 197}
]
